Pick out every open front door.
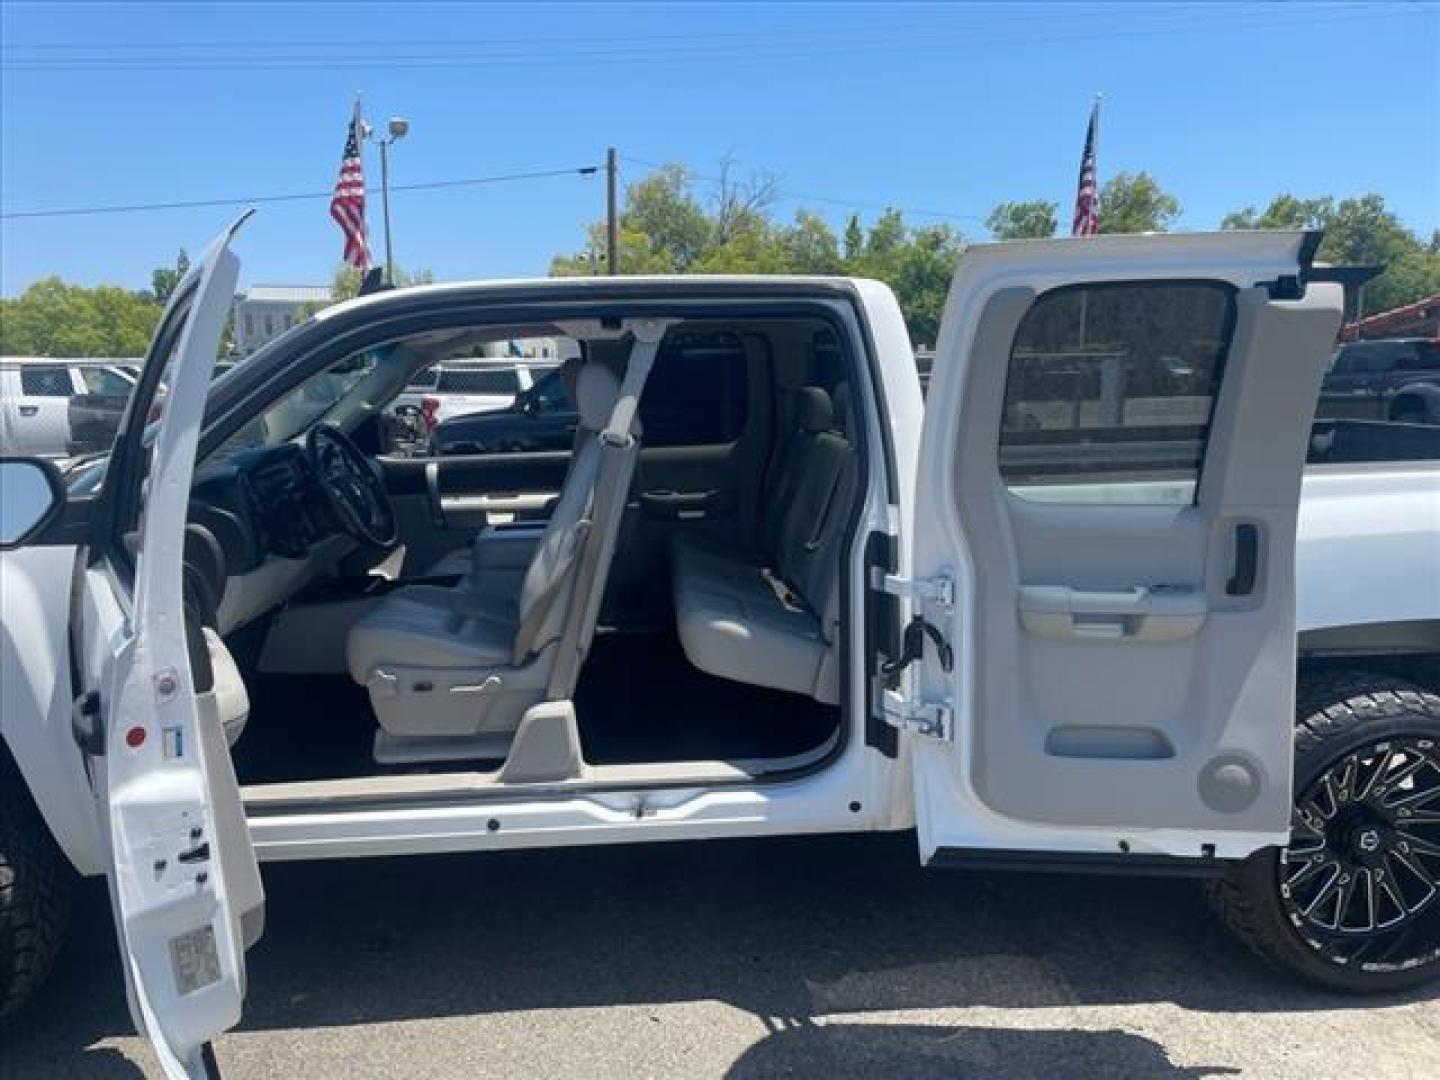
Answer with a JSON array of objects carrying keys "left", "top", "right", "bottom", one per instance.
[
  {"left": 79, "top": 219, "right": 261, "bottom": 1077},
  {"left": 904, "top": 232, "right": 1343, "bottom": 865}
]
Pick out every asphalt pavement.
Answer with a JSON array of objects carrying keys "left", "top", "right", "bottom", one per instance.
[{"left": 4, "top": 833, "right": 1438, "bottom": 1079}]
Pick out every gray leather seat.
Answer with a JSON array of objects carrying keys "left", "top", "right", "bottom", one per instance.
[
  {"left": 671, "top": 386, "right": 855, "bottom": 703},
  {"left": 347, "top": 360, "right": 634, "bottom": 745},
  {"left": 425, "top": 354, "right": 588, "bottom": 580}
]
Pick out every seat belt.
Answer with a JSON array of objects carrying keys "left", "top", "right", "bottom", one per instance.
[{"left": 547, "top": 319, "right": 673, "bottom": 698}]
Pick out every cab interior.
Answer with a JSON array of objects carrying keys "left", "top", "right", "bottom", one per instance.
[{"left": 176, "top": 309, "right": 868, "bottom": 799}]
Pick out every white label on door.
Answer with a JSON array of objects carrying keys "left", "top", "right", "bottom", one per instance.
[{"left": 169, "top": 924, "right": 221, "bottom": 995}]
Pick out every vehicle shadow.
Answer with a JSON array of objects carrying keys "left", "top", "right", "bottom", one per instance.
[
  {"left": 724, "top": 1021, "right": 1238, "bottom": 1079},
  {"left": 8, "top": 832, "right": 1436, "bottom": 1077}
]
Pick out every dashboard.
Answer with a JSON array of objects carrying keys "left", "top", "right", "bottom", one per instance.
[
  {"left": 190, "top": 443, "right": 341, "bottom": 570},
  {"left": 188, "top": 443, "right": 356, "bottom": 631}
]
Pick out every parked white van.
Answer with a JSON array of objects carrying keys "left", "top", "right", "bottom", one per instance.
[{"left": 2, "top": 220, "right": 1438, "bottom": 1078}]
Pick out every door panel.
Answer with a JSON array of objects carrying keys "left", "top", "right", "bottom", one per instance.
[
  {"left": 910, "top": 233, "right": 1343, "bottom": 862},
  {"left": 378, "top": 451, "right": 572, "bottom": 574},
  {"left": 83, "top": 219, "right": 262, "bottom": 1078}
]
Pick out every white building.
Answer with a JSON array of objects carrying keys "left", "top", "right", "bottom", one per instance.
[{"left": 233, "top": 285, "right": 332, "bottom": 355}]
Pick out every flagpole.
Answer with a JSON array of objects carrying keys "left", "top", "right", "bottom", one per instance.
[{"left": 1077, "top": 94, "right": 1100, "bottom": 350}]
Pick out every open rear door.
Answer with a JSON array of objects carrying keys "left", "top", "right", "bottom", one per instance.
[
  {"left": 902, "top": 232, "right": 1343, "bottom": 866},
  {"left": 80, "top": 219, "right": 261, "bottom": 1077}
]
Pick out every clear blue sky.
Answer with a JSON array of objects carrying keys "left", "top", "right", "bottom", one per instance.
[{"left": 2, "top": 1, "right": 1436, "bottom": 295}]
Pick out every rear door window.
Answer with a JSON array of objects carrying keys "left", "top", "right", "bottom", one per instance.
[
  {"left": 436, "top": 368, "right": 522, "bottom": 395},
  {"left": 640, "top": 334, "right": 748, "bottom": 447},
  {"left": 997, "top": 281, "right": 1234, "bottom": 502},
  {"left": 20, "top": 367, "right": 76, "bottom": 397}
]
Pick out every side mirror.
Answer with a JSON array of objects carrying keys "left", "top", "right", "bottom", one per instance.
[{"left": 0, "top": 457, "right": 65, "bottom": 549}]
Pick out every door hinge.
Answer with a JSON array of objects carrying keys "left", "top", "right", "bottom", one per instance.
[
  {"left": 871, "top": 569, "right": 954, "bottom": 608},
  {"left": 880, "top": 689, "right": 952, "bottom": 739}
]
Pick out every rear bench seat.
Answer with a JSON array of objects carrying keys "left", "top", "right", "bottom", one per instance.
[{"left": 671, "top": 386, "right": 855, "bottom": 703}]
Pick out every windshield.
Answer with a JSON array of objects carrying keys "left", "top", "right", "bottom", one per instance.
[{"left": 211, "top": 348, "right": 385, "bottom": 458}]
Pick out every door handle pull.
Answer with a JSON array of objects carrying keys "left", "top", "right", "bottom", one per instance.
[{"left": 1226, "top": 523, "right": 1259, "bottom": 597}]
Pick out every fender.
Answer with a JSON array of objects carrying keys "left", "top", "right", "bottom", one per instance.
[{"left": 0, "top": 545, "right": 105, "bottom": 874}]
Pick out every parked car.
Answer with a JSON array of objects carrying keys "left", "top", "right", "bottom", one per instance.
[
  {"left": 423, "top": 361, "right": 556, "bottom": 425},
  {"left": 0, "top": 359, "right": 139, "bottom": 457},
  {"left": 1318, "top": 337, "right": 1440, "bottom": 424},
  {"left": 4, "top": 224, "right": 1440, "bottom": 1074}
]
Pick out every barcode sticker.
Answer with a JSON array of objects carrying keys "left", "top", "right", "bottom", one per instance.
[{"left": 169, "top": 924, "right": 221, "bottom": 996}]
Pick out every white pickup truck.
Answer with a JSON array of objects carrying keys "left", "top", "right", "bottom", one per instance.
[{"left": 1, "top": 221, "right": 1437, "bottom": 1077}]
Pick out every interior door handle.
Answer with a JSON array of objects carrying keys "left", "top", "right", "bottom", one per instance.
[
  {"left": 1226, "top": 523, "right": 1259, "bottom": 597},
  {"left": 1018, "top": 585, "right": 1207, "bottom": 643}
]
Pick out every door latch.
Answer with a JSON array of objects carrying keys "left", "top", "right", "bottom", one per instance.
[
  {"left": 880, "top": 616, "right": 953, "bottom": 677},
  {"left": 72, "top": 690, "right": 103, "bottom": 756}
]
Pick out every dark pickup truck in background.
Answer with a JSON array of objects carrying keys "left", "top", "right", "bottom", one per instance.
[{"left": 1318, "top": 337, "right": 1440, "bottom": 424}]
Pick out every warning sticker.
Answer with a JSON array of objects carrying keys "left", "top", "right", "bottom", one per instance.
[{"left": 169, "top": 924, "right": 221, "bottom": 996}]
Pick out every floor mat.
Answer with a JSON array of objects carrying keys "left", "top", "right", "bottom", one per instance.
[
  {"left": 576, "top": 632, "right": 839, "bottom": 765},
  {"left": 235, "top": 633, "right": 839, "bottom": 783}
]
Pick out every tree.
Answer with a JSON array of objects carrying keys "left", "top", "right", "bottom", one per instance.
[
  {"left": 0, "top": 278, "right": 161, "bottom": 356},
  {"left": 1220, "top": 194, "right": 1333, "bottom": 232},
  {"left": 985, "top": 200, "right": 1058, "bottom": 240},
  {"left": 843, "top": 215, "right": 864, "bottom": 261},
  {"left": 1221, "top": 192, "right": 1440, "bottom": 317},
  {"left": 1097, "top": 172, "right": 1181, "bottom": 234},
  {"left": 548, "top": 160, "right": 966, "bottom": 342},
  {"left": 150, "top": 248, "right": 191, "bottom": 304},
  {"left": 783, "top": 211, "right": 844, "bottom": 274}
]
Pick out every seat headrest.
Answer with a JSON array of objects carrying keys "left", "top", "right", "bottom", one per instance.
[
  {"left": 795, "top": 386, "right": 833, "bottom": 433},
  {"left": 576, "top": 361, "right": 623, "bottom": 432},
  {"left": 560, "top": 354, "right": 583, "bottom": 408}
]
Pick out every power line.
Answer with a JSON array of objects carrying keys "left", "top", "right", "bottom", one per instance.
[
  {"left": 1, "top": 7, "right": 1418, "bottom": 72},
  {"left": 0, "top": 165, "right": 599, "bottom": 220},
  {"left": 5, "top": 5, "right": 1323, "bottom": 52}
]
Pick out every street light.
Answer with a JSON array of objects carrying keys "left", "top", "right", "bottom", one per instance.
[{"left": 365, "top": 116, "right": 409, "bottom": 285}]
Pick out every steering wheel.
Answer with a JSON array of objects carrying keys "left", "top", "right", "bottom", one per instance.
[{"left": 305, "top": 423, "right": 398, "bottom": 548}]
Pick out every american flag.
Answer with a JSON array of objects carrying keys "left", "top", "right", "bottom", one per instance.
[
  {"left": 330, "top": 107, "right": 370, "bottom": 271},
  {"left": 1072, "top": 100, "right": 1100, "bottom": 237}
]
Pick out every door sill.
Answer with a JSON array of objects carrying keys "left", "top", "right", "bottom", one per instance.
[{"left": 241, "top": 730, "right": 840, "bottom": 815}]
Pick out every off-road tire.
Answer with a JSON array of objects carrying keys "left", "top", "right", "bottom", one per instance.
[
  {"left": 1206, "top": 670, "right": 1440, "bottom": 993},
  {"left": 0, "top": 749, "right": 74, "bottom": 1021}
]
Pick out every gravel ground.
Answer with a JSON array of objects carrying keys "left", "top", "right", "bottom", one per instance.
[{"left": 5, "top": 833, "right": 1439, "bottom": 1078}]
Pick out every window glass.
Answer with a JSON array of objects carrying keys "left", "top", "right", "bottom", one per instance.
[
  {"left": 212, "top": 349, "right": 384, "bottom": 459},
  {"left": 20, "top": 367, "right": 74, "bottom": 397},
  {"left": 406, "top": 366, "right": 439, "bottom": 391},
  {"left": 998, "top": 282, "right": 1234, "bottom": 504},
  {"left": 529, "top": 368, "right": 572, "bottom": 410},
  {"left": 436, "top": 367, "right": 522, "bottom": 395},
  {"left": 80, "top": 367, "right": 134, "bottom": 396},
  {"left": 639, "top": 333, "right": 749, "bottom": 447}
]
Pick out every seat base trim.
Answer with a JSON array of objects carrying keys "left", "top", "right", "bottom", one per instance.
[{"left": 372, "top": 729, "right": 514, "bottom": 766}]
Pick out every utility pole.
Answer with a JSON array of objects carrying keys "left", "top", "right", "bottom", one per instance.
[
  {"left": 606, "top": 147, "right": 620, "bottom": 275},
  {"left": 366, "top": 116, "right": 410, "bottom": 285}
]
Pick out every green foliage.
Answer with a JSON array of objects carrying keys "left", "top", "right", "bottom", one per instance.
[
  {"left": 985, "top": 200, "right": 1059, "bottom": 240},
  {"left": 549, "top": 165, "right": 965, "bottom": 342},
  {"left": 149, "top": 248, "right": 191, "bottom": 304},
  {"left": 1097, "top": 172, "right": 1181, "bottom": 234},
  {"left": 1221, "top": 192, "right": 1440, "bottom": 317},
  {"left": 0, "top": 277, "right": 161, "bottom": 356}
]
